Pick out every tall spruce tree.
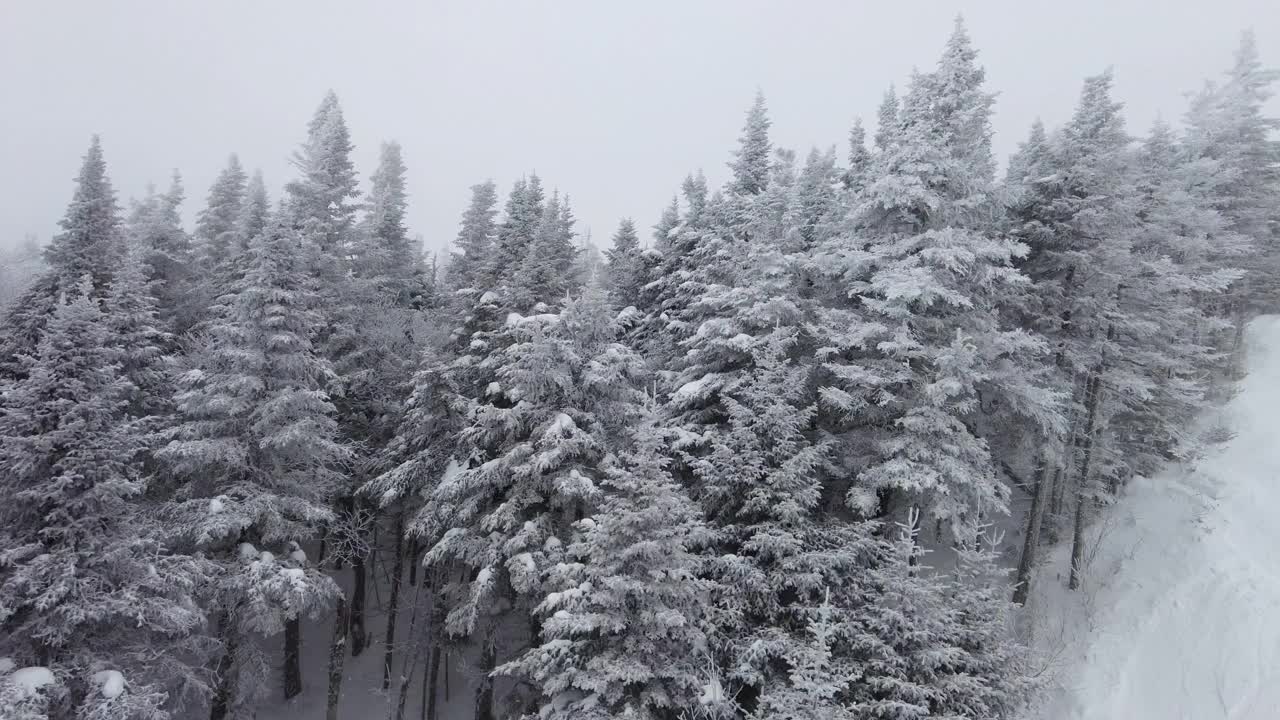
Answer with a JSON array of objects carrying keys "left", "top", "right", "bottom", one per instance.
[
  {"left": 159, "top": 215, "right": 345, "bottom": 715},
  {"left": 1, "top": 137, "right": 122, "bottom": 378},
  {"left": 0, "top": 276, "right": 210, "bottom": 720}
]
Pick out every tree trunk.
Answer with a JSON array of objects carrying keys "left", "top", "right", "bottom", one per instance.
[
  {"left": 351, "top": 552, "right": 369, "bottom": 657},
  {"left": 1069, "top": 371, "right": 1104, "bottom": 590},
  {"left": 326, "top": 595, "right": 349, "bottom": 720},
  {"left": 209, "top": 611, "right": 238, "bottom": 720},
  {"left": 383, "top": 511, "right": 407, "bottom": 690},
  {"left": 474, "top": 634, "right": 496, "bottom": 720},
  {"left": 425, "top": 643, "right": 441, "bottom": 720},
  {"left": 393, "top": 580, "right": 427, "bottom": 720},
  {"left": 284, "top": 616, "right": 302, "bottom": 700},
  {"left": 407, "top": 540, "right": 419, "bottom": 587},
  {"left": 1013, "top": 457, "right": 1052, "bottom": 605},
  {"left": 420, "top": 645, "right": 430, "bottom": 720}
]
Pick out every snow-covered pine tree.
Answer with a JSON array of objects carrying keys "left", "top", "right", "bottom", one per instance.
[
  {"left": 873, "top": 85, "right": 900, "bottom": 151},
  {"left": 1119, "top": 120, "right": 1244, "bottom": 468},
  {"left": 236, "top": 171, "right": 270, "bottom": 259},
  {"left": 105, "top": 245, "right": 175, "bottom": 428},
  {"left": 491, "top": 174, "right": 545, "bottom": 291},
  {"left": 1183, "top": 31, "right": 1280, "bottom": 366},
  {"left": 844, "top": 119, "right": 872, "bottom": 194},
  {"left": 126, "top": 173, "right": 198, "bottom": 333},
  {"left": 426, "top": 285, "right": 645, "bottom": 719},
  {"left": 603, "top": 218, "right": 644, "bottom": 309},
  {"left": 1, "top": 137, "right": 122, "bottom": 379},
  {"left": 1006, "top": 71, "right": 1149, "bottom": 588},
  {"left": 324, "top": 139, "right": 425, "bottom": 667},
  {"left": 511, "top": 190, "right": 580, "bottom": 311},
  {"left": 1003, "top": 119, "right": 1051, "bottom": 197},
  {"left": 362, "top": 341, "right": 467, "bottom": 695},
  {"left": 286, "top": 91, "right": 360, "bottom": 259},
  {"left": 0, "top": 275, "right": 210, "bottom": 719},
  {"left": 447, "top": 180, "right": 500, "bottom": 304},
  {"left": 158, "top": 214, "right": 345, "bottom": 715},
  {"left": 848, "top": 511, "right": 1021, "bottom": 718},
  {"left": 195, "top": 155, "right": 248, "bottom": 284},
  {"left": 502, "top": 417, "right": 716, "bottom": 720},
  {"left": 730, "top": 91, "right": 773, "bottom": 197},
  {"left": 825, "top": 20, "right": 1060, "bottom": 536}
]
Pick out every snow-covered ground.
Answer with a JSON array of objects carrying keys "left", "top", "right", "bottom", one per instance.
[{"left": 1025, "top": 316, "right": 1280, "bottom": 720}]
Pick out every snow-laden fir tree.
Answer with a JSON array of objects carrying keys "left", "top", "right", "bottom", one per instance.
[
  {"left": 844, "top": 119, "right": 872, "bottom": 194},
  {"left": 426, "top": 285, "right": 645, "bottom": 719},
  {"left": 1183, "top": 31, "right": 1280, "bottom": 361},
  {"left": 286, "top": 91, "right": 360, "bottom": 258},
  {"left": 236, "top": 171, "right": 270, "bottom": 259},
  {"left": 492, "top": 174, "right": 546, "bottom": 289},
  {"left": 503, "top": 417, "right": 716, "bottom": 720},
  {"left": 819, "top": 20, "right": 1060, "bottom": 534},
  {"left": 447, "top": 180, "right": 500, "bottom": 303},
  {"left": 730, "top": 91, "right": 773, "bottom": 197},
  {"left": 158, "top": 214, "right": 345, "bottom": 717},
  {"left": 0, "top": 275, "right": 210, "bottom": 720},
  {"left": 1, "top": 137, "right": 121, "bottom": 378},
  {"left": 126, "top": 173, "right": 197, "bottom": 332},
  {"left": 511, "top": 191, "right": 580, "bottom": 311},
  {"left": 194, "top": 155, "right": 248, "bottom": 281},
  {"left": 848, "top": 512, "right": 1027, "bottom": 718},
  {"left": 874, "top": 86, "right": 900, "bottom": 151},
  {"left": 603, "top": 218, "right": 644, "bottom": 309}
]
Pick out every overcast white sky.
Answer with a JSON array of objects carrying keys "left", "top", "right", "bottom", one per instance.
[{"left": 2, "top": 1, "right": 1278, "bottom": 255}]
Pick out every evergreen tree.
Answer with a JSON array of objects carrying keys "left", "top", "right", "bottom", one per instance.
[
  {"left": 730, "top": 91, "right": 773, "bottom": 196},
  {"left": 0, "top": 276, "right": 209, "bottom": 719},
  {"left": 874, "top": 86, "right": 900, "bottom": 151},
  {"left": 447, "top": 180, "right": 500, "bottom": 299},
  {"left": 195, "top": 155, "right": 248, "bottom": 277},
  {"left": 844, "top": 118, "right": 872, "bottom": 193},
  {"left": 127, "top": 173, "right": 197, "bottom": 332},
  {"left": 358, "top": 141, "right": 420, "bottom": 303},
  {"left": 822, "top": 22, "right": 1060, "bottom": 533},
  {"left": 426, "top": 286, "right": 644, "bottom": 719},
  {"left": 492, "top": 174, "right": 545, "bottom": 288},
  {"left": 1, "top": 137, "right": 122, "bottom": 377},
  {"left": 236, "top": 171, "right": 270, "bottom": 256},
  {"left": 511, "top": 191, "right": 580, "bottom": 311},
  {"left": 503, "top": 419, "right": 715, "bottom": 720},
  {"left": 286, "top": 91, "right": 360, "bottom": 257},
  {"left": 603, "top": 218, "right": 643, "bottom": 308},
  {"left": 159, "top": 215, "right": 345, "bottom": 715},
  {"left": 1184, "top": 31, "right": 1280, "bottom": 352}
]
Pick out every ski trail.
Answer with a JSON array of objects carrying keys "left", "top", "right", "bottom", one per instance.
[{"left": 1035, "top": 316, "right": 1280, "bottom": 720}]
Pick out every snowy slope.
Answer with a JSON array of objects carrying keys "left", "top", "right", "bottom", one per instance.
[{"left": 1025, "top": 316, "right": 1280, "bottom": 720}]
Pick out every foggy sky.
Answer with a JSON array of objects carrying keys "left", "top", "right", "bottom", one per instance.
[{"left": 3, "top": 1, "right": 1278, "bottom": 256}]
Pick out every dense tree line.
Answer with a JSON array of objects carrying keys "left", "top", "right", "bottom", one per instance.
[{"left": 1, "top": 20, "right": 1276, "bottom": 720}]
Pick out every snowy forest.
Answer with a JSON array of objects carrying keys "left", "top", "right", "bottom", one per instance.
[{"left": 1, "top": 17, "right": 1277, "bottom": 720}]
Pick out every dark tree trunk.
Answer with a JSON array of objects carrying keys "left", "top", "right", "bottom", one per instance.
[
  {"left": 351, "top": 552, "right": 368, "bottom": 657},
  {"left": 425, "top": 643, "right": 441, "bottom": 720},
  {"left": 1013, "top": 457, "right": 1052, "bottom": 605},
  {"left": 284, "top": 616, "right": 302, "bottom": 700},
  {"left": 383, "top": 511, "right": 407, "bottom": 690},
  {"left": 1069, "top": 370, "right": 1104, "bottom": 590},
  {"left": 475, "top": 635, "right": 495, "bottom": 720},
  {"left": 394, "top": 580, "right": 427, "bottom": 720},
  {"left": 209, "top": 611, "right": 238, "bottom": 720},
  {"left": 326, "top": 595, "right": 349, "bottom": 720},
  {"left": 407, "top": 540, "right": 419, "bottom": 587}
]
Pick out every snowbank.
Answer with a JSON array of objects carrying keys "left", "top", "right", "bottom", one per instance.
[{"left": 1024, "top": 316, "right": 1280, "bottom": 719}]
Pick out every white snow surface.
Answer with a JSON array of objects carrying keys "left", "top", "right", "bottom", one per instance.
[
  {"left": 93, "top": 669, "right": 125, "bottom": 699},
  {"left": 1027, "top": 316, "right": 1280, "bottom": 720},
  {"left": 7, "top": 666, "right": 55, "bottom": 695}
]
